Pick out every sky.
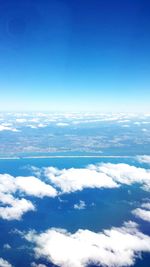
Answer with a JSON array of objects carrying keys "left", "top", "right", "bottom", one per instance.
[{"left": 0, "top": 0, "right": 150, "bottom": 112}]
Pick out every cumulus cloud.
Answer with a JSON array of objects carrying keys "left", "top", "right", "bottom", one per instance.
[
  {"left": 44, "top": 163, "right": 150, "bottom": 193},
  {"left": 74, "top": 200, "right": 86, "bottom": 210},
  {"left": 93, "top": 163, "right": 150, "bottom": 191},
  {"left": 24, "top": 221, "right": 150, "bottom": 267},
  {"left": 0, "top": 193, "right": 35, "bottom": 220},
  {"left": 132, "top": 202, "right": 150, "bottom": 222},
  {"left": 0, "top": 173, "right": 57, "bottom": 220},
  {"left": 15, "top": 176, "right": 57, "bottom": 198},
  {"left": 45, "top": 167, "right": 118, "bottom": 193},
  {"left": 136, "top": 155, "right": 150, "bottom": 164},
  {"left": 0, "top": 258, "right": 13, "bottom": 267}
]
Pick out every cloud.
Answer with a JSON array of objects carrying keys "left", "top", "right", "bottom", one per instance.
[
  {"left": 56, "top": 122, "right": 69, "bottom": 127},
  {"left": 44, "top": 163, "right": 150, "bottom": 193},
  {"left": 136, "top": 155, "right": 150, "bottom": 164},
  {"left": 0, "top": 125, "right": 18, "bottom": 132},
  {"left": 0, "top": 258, "right": 13, "bottom": 267},
  {"left": 45, "top": 167, "right": 118, "bottom": 193},
  {"left": 31, "top": 263, "right": 47, "bottom": 267},
  {"left": 132, "top": 202, "right": 150, "bottom": 222},
  {"left": 24, "top": 221, "right": 150, "bottom": 267},
  {"left": 74, "top": 200, "right": 86, "bottom": 210},
  {"left": 93, "top": 163, "right": 150, "bottom": 191},
  {"left": 0, "top": 193, "right": 35, "bottom": 220},
  {"left": 15, "top": 176, "right": 57, "bottom": 198},
  {"left": 0, "top": 173, "right": 57, "bottom": 220}
]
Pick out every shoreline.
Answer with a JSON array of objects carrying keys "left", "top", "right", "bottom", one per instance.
[{"left": 0, "top": 155, "right": 134, "bottom": 160}]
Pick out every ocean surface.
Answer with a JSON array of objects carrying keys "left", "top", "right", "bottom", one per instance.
[{"left": 0, "top": 157, "right": 150, "bottom": 267}]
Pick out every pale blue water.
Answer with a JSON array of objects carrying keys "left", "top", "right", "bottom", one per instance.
[{"left": 0, "top": 157, "right": 150, "bottom": 267}]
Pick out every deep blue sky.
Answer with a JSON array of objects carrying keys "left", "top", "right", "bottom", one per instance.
[{"left": 0, "top": 0, "right": 150, "bottom": 112}]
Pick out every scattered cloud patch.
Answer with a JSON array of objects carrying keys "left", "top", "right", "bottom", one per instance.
[
  {"left": 0, "top": 258, "right": 13, "bottom": 267},
  {"left": 136, "top": 155, "right": 150, "bottom": 164},
  {"left": 45, "top": 167, "right": 119, "bottom": 194},
  {"left": 132, "top": 202, "right": 150, "bottom": 222},
  {"left": 0, "top": 125, "right": 18, "bottom": 132},
  {"left": 16, "top": 176, "right": 57, "bottom": 198},
  {"left": 0, "top": 173, "right": 57, "bottom": 220},
  {"left": 94, "top": 163, "right": 150, "bottom": 191},
  {"left": 56, "top": 122, "right": 69, "bottom": 127},
  {"left": 24, "top": 221, "right": 150, "bottom": 267},
  {"left": 31, "top": 263, "right": 47, "bottom": 267},
  {"left": 74, "top": 200, "right": 86, "bottom": 210},
  {"left": 0, "top": 193, "right": 35, "bottom": 220},
  {"left": 45, "top": 163, "right": 150, "bottom": 193}
]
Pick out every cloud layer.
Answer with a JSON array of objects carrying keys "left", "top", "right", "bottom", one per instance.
[{"left": 24, "top": 221, "right": 150, "bottom": 267}]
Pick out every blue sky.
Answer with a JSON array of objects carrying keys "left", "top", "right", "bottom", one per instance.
[{"left": 0, "top": 0, "right": 150, "bottom": 112}]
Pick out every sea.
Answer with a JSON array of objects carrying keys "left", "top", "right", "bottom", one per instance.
[{"left": 0, "top": 156, "right": 150, "bottom": 267}]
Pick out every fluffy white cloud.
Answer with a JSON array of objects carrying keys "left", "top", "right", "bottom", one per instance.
[
  {"left": 45, "top": 167, "right": 119, "bottom": 193},
  {"left": 74, "top": 200, "right": 86, "bottom": 210},
  {"left": 136, "top": 155, "right": 150, "bottom": 164},
  {"left": 93, "top": 163, "right": 150, "bottom": 191},
  {"left": 0, "top": 173, "right": 57, "bottom": 220},
  {"left": 0, "top": 193, "right": 35, "bottom": 220},
  {"left": 132, "top": 202, "right": 150, "bottom": 222},
  {"left": 24, "top": 221, "right": 150, "bottom": 267},
  {"left": 15, "top": 176, "right": 57, "bottom": 198},
  {"left": 133, "top": 208, "right": 150, "bottom": 222},
  {"left": 0, "top": 258, "right": 12, "bottom": 267},
  {"left": 44, "top": 163, "right": 150, "bottom": 193}
]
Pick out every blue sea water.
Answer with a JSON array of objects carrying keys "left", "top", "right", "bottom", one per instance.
[{"left": 0, "top": 157, "right": 150, "bottom": 267}]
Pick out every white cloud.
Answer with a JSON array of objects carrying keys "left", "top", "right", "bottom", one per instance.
[
  {"left": 0, "top": 173, "right": 57, "bottom": 220},
  {"left": 132, "top": 208, "right": 150, "bottom": 222},
  {"left": 0, "top": 193, "right": 35, "bottom": 220},
  {"left": 16, "top": 176, "right": 57, "bottom": 198},
  {"left": 24, "top": 221, "right": 150, "bottom": 267},
  {"left": 45, "top": 167, "right": 118, "bottom": 193},
  {"left": 0, "top": 125, "right": 18, "bottom": 132},
  {"left": 31, "top": 263, "right": 47, "bottom": 267},
  {"left": 136, "top": 155, "right": 150, "bottom": 164},
  {"left": 74, "top": 200, "right": 86, "bottom": 210},
  {"left": 94, "top": 163, "right": 150, "bottom": 191},
  {"left": 0, "top": 258, "right": 13, "bottom": 267},
  {"left": 45, "top": 163, "right": 150, "bottom": 193},
  {"left": 132, "top": 202, "right": 150, "bottom": 222},
  {"left": 56, "top": 122, "right": 69, "bottom": 127}
]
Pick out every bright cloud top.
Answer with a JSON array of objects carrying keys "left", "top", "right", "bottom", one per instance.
[
  {"left": 132, "top": 202, "right": 150, "bottom": 222},
  {"left": 15, "top": 176, "right": 57, "bottom": 198},
  {"left": 24, "top": 221, "right": 150, "bottom": 267},
  {"left": 74, "top": 200, "right": 86, "bottom": 210},
  {"left": 44, "top": 163, "right": 150, "bottom": 193},
  {"left": 136, "top": 155, "right": 150, "bottom": 165},
  {"left": 0, "top": 258, "right": 13, "bottom": 267},
  {"left": 0, "top": 174, "right": 57, "bottom": 220},
  {"left": 45, "top": 167, "right": 119, "bottom": 193},
  {"left": 1, "top": 162, "right": 150, "bottom": 220}
]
